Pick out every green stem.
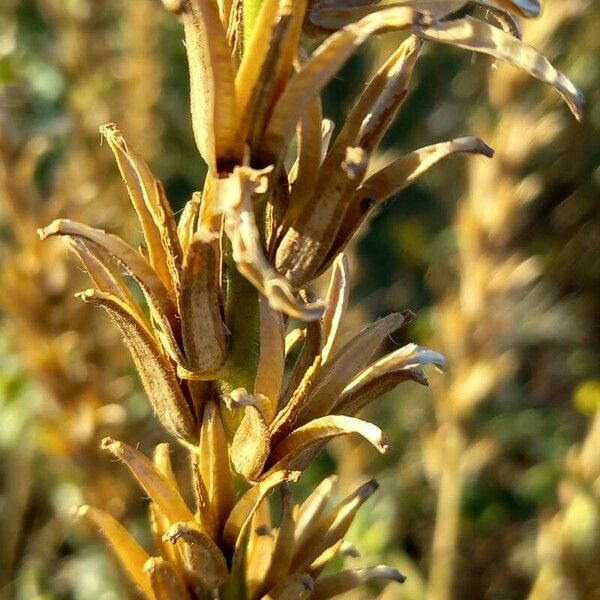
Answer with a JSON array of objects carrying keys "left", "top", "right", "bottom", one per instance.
[
  {"left": 221, "top": 251, "right": 260, "bottom": 394},
  {"left": 243, "top": 0, "right": 263, "bottom": 48}
]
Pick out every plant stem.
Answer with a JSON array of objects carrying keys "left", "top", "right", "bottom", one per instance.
[{"left": 426, "top": 422, "right": 466, "bottom": 600}]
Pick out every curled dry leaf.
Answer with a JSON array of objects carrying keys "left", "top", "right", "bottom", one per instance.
[
  {"left": 298, "top": 311, "right": 414, "bottom": 424},
  {"left": 198, "top": 400, "right": 235, "bottom": 536},
  {"left": 312, "top": 565, "right": 406, "bottom": 599},
  {"left": 326, "top": 137, "right": 494, "bottom": 271},
  {"left": 419, "top": 17, "right": 584, "bottom": 120},
  {"left": 270, "top": 415, "right": 389, "bottom": 471}
]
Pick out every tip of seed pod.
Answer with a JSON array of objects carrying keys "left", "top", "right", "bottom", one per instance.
[
  {"left": 72, "top": 504, "right": 90, "bottom": 518},
  {"left": 358, "top": 479, "right": 379, "bottom": 498},
  {"left": 143, "top": 557, "right": 162, "bottom": 572},
  {"left": 300, "top": 574, "right": 315, "bottom": 591},
  {"left": 100, "top": 436, "right": 120, "bottom": 452},
  {"left": 37, "top": 220, "right": 59, "bottom": 239},
  {"left": 374, "top": 565, "right": 407, "bottom": 583},
  {"left": 400, "top": 309, "right": 416, "bottom": 324}
]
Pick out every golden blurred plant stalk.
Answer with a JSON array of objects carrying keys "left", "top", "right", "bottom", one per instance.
[
  {"left": 424, "top": 1, "right": 587, "bottom": 598},
  {"left": 36, "top": 0, "right": 583, "bottom": 597},
  {"left": 0, "top": 0, "right": 163, "bottom": 590}
]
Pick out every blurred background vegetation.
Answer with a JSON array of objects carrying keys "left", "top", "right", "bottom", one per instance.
[{"left": 0, "top": 0, "right": 598, "bottom": 598}]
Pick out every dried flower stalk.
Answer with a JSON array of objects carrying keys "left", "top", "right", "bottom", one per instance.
[{"left": 39, "top": 0, "right": 583, "bottom": 597}]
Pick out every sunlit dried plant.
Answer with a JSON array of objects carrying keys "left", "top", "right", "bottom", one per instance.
[{"left": 38, "top": 0, "right": 583, "bottom": 597}]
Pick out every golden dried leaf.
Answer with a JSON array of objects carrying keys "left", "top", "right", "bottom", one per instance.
[
  {"left": 419, "top": 17, "right": 583, "bottom": 120},
  {"left": 65, "top": 237, "right": 143, "bottom": 316},
  {"left": 144, "top": 557, "right": 188, "bottom": 600},
  {"left": 163, "top": 521, "right": 228, "bottom": 589},
  {"left": 335, "top": 344, "right": 446, "bottom": 415},
  {"left": 231, "top": 405, "right": 271, "bottom": 480},
  {"left": 270, "top": 415, "right": 389, "bottom": 471},
  {"left": 102, "top": 438, "right": 195, "bottom": 524},
  {"left": 180, "top": 231, "right": 228, "bottom": 374},
  {"left": 236, "top": 0, "right": 308, "bottom": 152},
  {"left": 78, "top": 290, "right": 196, "bottom": 441},
  {"left": 75, "top": 505, "right": 154, "bottom": 599},
  {"left": 245, "top": 501, "right": 275, "bottom": 598},
  {"left": 312, "top": 565, "right": 406, "bottom": 599}
]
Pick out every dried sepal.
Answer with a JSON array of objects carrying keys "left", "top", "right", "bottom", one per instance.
[
  {"left": 77, "top": 290, "right": 196, "bottom": 441},
  {"left": 74, "top": 505, "right": 154, "bottom": 599},
  {"left": 198, "top": 400, "right": 235, "bottom": 536},
  {"left": 334, "top": 344, "right": 446, "bottom": 415},
  {"left": 223, "top": 470, "right": 300, "bottom": 551},
  {"left": 287, "top": 97, "right": 325, "bottom": 215},
  {"left": 65, "top": 237, "right": 143, "bottom": 315},
  {"left": 39, "top": 220, "right": 185, "bottom": 365},
  {"left": 419, "top": 16, "right": 584, "bottom": 120},
  {"left": 180, "top": 231, "right": 228, "bottom": 374},
  {"left": 312, "top": 565, "right": 406, "bottom": 599},
  {"left": 320, "top": 254, "right": 349, "bottom": 364},
  {"left": 269, "top": 415, "right": 389, "bottom": 471},
  {"left": 297, "top": 311, "right": 414, "bottom": 423},
  {"left": 102, "top": 438, "right": 195, "bottom": 524},
  {"left": 236, "top": 0, "right": 308, "bottom": 153},
  {"left": 279, "top": 318, "right": 322, "bottom": 412},
  {"left": 325, "top": 137, "right": 493, "bottom": 273},
  {"left": 262, "top": 6, "right": 421, "bottom": 161},
  {"left": 294, "top": 475, "right": 337, "bottom": 551},
  {"left": 153, "top": 444, "right": 178, "bottom": 488},
  {"left": 245, "top": 501, "right": 275, "bottom": 598},
  {"left": 231, "top": 405, "right": 271, "bottom": 480},
  {"left": 261, "top": 574, "right": 314, "bottom": 600},
  {"left": 163, "top": 522, "right": 228, "bottom": 589},
  {"left": 269, "top": 354, "right": 322, "bottom": 447},
  {"left": 291, "top": 479, "right": 379, "bottom": 572},
  {"left": 144, "top": 556, "right": 188, "bottom": 600},
  {"left": 100, "top": 123, "right": 182, "bottom": 298},
  {"left": 182, "top": 0, "right": 242, "bottom": 173},
  {"left": 149, "top": 504, "right": 180, "bottom": 571},
  {"left": 177, "top": 193, "right": 201, "bottom": 255},
  {"left": 254, "top": 296, "right": 285, "bottom": 416},
  {"left": 260, "top": 485, "right": 296, "bottom": 595},
  {"left": 219, "top": 165, "right": 324, "bottom": 320}
]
